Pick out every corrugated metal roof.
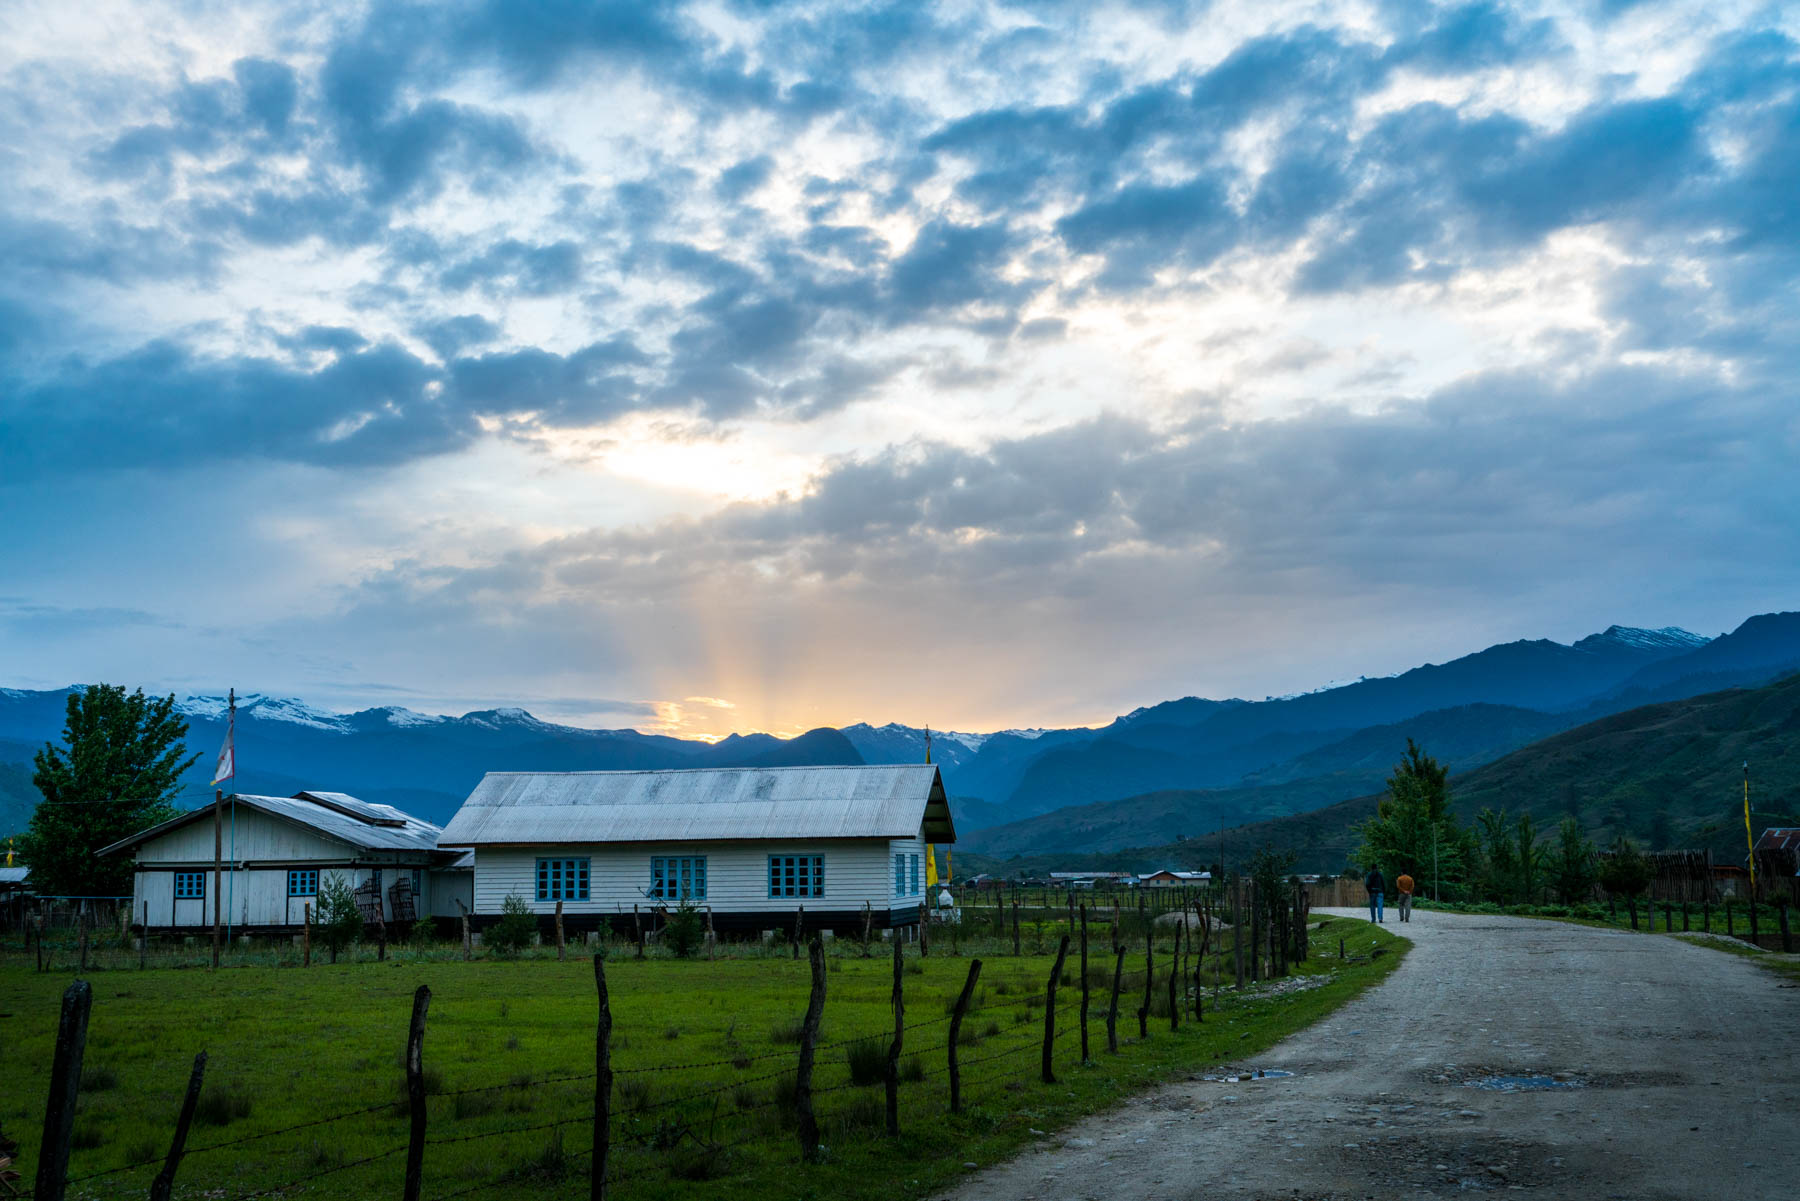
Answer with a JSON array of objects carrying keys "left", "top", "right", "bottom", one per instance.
[
  {"left": 441, "top": 764, "right": 956, "bottom": 847},
  {"left": 96, "top": 793, "right": 445, "bottom": 857},
  {"left": 0, "top": 866, "right": 30, "bottom": 884},
  {"left": 1755, "top": 828, "right": 1800, "bottom": 853}
]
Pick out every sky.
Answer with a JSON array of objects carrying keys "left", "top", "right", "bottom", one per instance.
[{"left": 2, "top": 0, "right": 1797, "bottom": 740}]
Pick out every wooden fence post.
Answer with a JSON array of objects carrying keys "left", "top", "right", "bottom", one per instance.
[
  {"left": 78, "top": 912, "right": 89, "bottom": 973},
  {"left": 303, "top": 903, "right": 312, "bottom": 967},
  {"left": 1078, "top": 903, "right": 1090, "bottom": 1062},
  {"left": 1011, "top": 894, "right": 1021, "bottom": 956},
  {"left": 403, "top": 985, "right": 431, "bottom": 1201},
  {"left": 34, "top": 979, "right": 92, "bottom": 1201},
  {"left": 633, "top": 904, "right": 643, "bottom": 958},
  {"left": 1167, "top": 921, "right": 1180, "bottom": 1032},
  {"left": 862, "top": 901, "right": 873, "bottom": 956},
  {"left": 793, "top": 906, "right": 804, "bottom": 959},
  {"left": 140, "top": 902, "right": 148, "bottom": 970},
  {"left": 706, "top": 906, "right": 715, "bottom": 961},
  {"left": 1780, "top": 900, "right": 1792, "bottom": 954},
  {"left": 795, "top": 936, "right": 827, "bottom": 1163},
  {"left": 1042, "top": 934, "right": 1070, "bottom": 1083},
  {"left": 1138, "top": 922, "right": 1153, "bottom": 1039},
  {"left": 593, "top": 955, "right": 612, "bottom": 1201},
  {"left": 148, "top": 1051, "right": 207, "bottom": 1201},
  {"left": 1682, "top": 902, "right": 1690, "bottom": 932},
  {"left": 555, "top": 900, "right": 566, "bottom": 961},
  {"left": 1249, "top": 883, "right": 1261, "bottom": 984},
  {"left": 1105, "top": 945, "right": 1125, "bottom": 1053},
  {"left": 947, "top": 958, "right": 982, "bottom": 1113},
  {"left": 885, "top": 938, "right": 903, "bottom": 1136},
  {"left": 456, "top": 899, "right": 471, "bottom": 961},
  {"left": 1726, "top": 899, "right": 1734, "bottom": 937},
  {"left": 1233, "top": 881, "right": 1245, "bottom": 989},
  {"left": 377, "top": 912, "right": 388, "bottom": 962}
]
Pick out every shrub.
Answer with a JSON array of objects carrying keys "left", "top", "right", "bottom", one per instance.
[
  {"left": 618, "top": 1077, "right": 654, "bottom": 1111},
  {"left": 407, "top": 920, "right": 438, "bottom": 950},
  {"left": 900, "top": 1056, "right": 925, "bottom": 1083},
  {"left": 831, "top": 1093, "right": 885, "bottom": 1136},
  {"left": 769, "top": 1017, "right": 808, "bottom": 1045},
  {"left": 487, "top": 893, "right": 538, "bottom": 956},
  {"left": 664, "top": 898, "right": 705, "bottom": 959},
  {"left": 315, "top": 874, "right": 363, "bottom": 962}
]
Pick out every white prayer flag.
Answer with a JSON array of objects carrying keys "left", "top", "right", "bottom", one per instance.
[{"left": 212, "top": 722, "right": 235, "bottom": 785}]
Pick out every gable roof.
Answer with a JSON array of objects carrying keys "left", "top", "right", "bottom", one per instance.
[
  {"left": 440, "top": 764, "right": 956, "bottom": 847},
  {"left": 96, "top": 792, "right": 445, "bottom": 857}
]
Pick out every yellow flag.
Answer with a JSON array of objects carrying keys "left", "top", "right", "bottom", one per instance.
[
  {"left": 945, "top": 849, "right": 952, "bottom": 885},
  {"left": 925, "top": 843, "right": 939, "bottom": 887},
  {"left": 1745, "top": 763, "right": 1757, "bottom": 893}
]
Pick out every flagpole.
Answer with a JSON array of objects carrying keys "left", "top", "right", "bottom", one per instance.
[
  {"left": 227, "top": 689, "right": 236, "bottom": 946},
  {"left": 1744, "top": 761, "right": 1757, "bottom": 898}
]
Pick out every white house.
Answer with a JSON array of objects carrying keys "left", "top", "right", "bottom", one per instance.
[
  {"left": 98, "top": 791, "right": 472, "bottom": 934},
  {"left": 1140, "top": 869, "right": 1211, "bottom": 888},
  {"left": 438, "top": 764, "right": 957, "bottom": 934}
]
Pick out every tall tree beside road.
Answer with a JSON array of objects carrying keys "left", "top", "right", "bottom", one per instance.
[
  {"left": 19, "top": 685, "right": 199, "bottom": 896},
  {"left": 1353, "top": 739, "right": 1471, "bottom": 893}
]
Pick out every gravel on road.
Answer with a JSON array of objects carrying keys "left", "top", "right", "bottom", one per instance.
[{"left": 935, "top": 907, "right": 1799, "bottom": 1200}]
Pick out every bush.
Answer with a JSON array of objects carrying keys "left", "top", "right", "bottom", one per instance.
[
  {"left": 664, "top": 898, "right": 705, "bottom": 958},
  {"left": 315, "top": 874, "right": 363, "bottom": 961},
  {"left": 487, "top": 893, "right": 537, "bottom": 956}
]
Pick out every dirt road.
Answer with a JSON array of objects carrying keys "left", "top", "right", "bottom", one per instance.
[{"left": 938, "top": 908, "right": 1800, "bottom": 1199}]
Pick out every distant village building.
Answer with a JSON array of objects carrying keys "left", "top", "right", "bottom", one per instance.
[
  {"left": 99, "top": 792, "right": 471, "bottom": 933},
  {"left": 438, "top": 764, "right": 956, "bottom": 933},
  {"left": 1139, "top": 869, "right": 1211, "bottom": 888}
]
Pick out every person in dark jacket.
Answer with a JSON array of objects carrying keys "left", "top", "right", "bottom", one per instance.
[{"left": 1365, "top": 868, "right": 1386, "bottom": 923}]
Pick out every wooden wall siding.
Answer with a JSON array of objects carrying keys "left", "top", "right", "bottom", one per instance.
[
  {"left": 136, "top": 807, "right": 350, "bottom": 864},
  {"left": 133, "top": 864, "right": 463, "bottom": 929},
  {"left": 474, "top": 838, "right": 926, "bottom": 915}
]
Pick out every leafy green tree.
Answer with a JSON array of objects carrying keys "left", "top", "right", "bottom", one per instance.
[
  {"left": 1597, "top": 836, "right": 1654, "bottom": 900},
  {"left": 315, "top": 873, "right": 364, "bottom": 963},
  {"left": 1515, "top": 812, "right": 1542, "bottom": 904},
  {"left": 1550, "top": 817, "right": 1597, "bottom": 903},
  {"left": 487, "top": 892, "right": 538, "bottom": 955},
  {"left": 1352, "top": 739, "right": 1469, "bottom": 896},
  {"left": 20, "top": 685, "right": 200, "bottom": 896}
]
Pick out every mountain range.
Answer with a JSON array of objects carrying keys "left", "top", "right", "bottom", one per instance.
[{"left": 2, "top": 612, "right": 1798, "bottom": 854}]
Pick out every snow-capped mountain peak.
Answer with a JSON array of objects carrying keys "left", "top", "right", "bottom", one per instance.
[{"left": 1574, "top": 625, "right": 1710, "bottom": 654}]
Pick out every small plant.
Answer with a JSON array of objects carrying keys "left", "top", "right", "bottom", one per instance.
[
  {"left": 487, "top": 894, "right": 537, "bottom": 956},
  {"left": 831, "top": 1093, "right": 884, "bottom": 1136},
  {"left": 315, "top": 873, "right": 363, "bottom": 963},
  {"left": 731, "top": 1082, "right": 759, "bottom": 1111},
  {"left": 80, "top": 1065, "right": 120, "bottom": 1092},
  {"left": 618, "top": 1077, "right": 654, "bottom": 1111},
  {"left": 900, "top": 1056, "right": 925, "bottom": 1083},
  {"left": 511, "top": 1129, "right": 570, "bottom": 1182},
  {"left": 770, "top": 1017, "right": 807, "bottom": 1045},
  {"left": 981, "top": 1019, "right": 1001, "bottom": 1038},
  {"left": 407, "top": 920, "right": 437, "bottom": 950},
  {"left": 664, "top": 898, "right": 705, "bottom": 959},
  {"left": 504, "top": 1035, "right": 521, "bottom": 1052},
  {"left": 196, "top": 1084, "right": 254, "bottom": 1127},
  {"left": 845, "top": 1038, "right": 886, "bottom": 1086},
  {"left": 454, "top": 1090, "right": 499, "bottom": 1120}
]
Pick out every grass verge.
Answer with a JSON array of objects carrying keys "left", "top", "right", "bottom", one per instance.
[{"left": 0, "top": 918, "right": 1404, "bottom": 1201}]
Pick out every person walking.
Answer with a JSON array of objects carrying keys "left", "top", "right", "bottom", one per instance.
[
  {"left": 1365, "top": 867, "right": 1386, "bottom": 923},
  {"left": 1396, "top": 871, "right": 1415, "bottom": 922}
]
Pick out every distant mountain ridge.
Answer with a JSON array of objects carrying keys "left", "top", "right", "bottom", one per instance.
[{"left": 4, "top": 613, "right": 1799, "bottom": 845}]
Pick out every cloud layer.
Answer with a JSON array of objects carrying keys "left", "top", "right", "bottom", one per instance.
[{"left": 2, "top": 0, "right": 1797, "bottom": 734}]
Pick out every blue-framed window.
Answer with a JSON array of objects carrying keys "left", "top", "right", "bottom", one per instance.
[
  {"left": 651, "top": 856, "right": 707, "bottom": 901},
  {"left": 288, "top": 869, "right": 318, "bottom": 897},
  {"left": 174, "top": 870, "right": 204, "bottom": 899},
  {"left": 909, "top": 853, "right": 920, "bottom": 896},
  {"left": 769, "top": 855, "right": 824, "bottom": 898},
  {"left": 894, "top": 854, "right": 905, "bottom": 897},
  {"left": 411, "top": 868, "right": 423, "bottom": 899},
  {"left": 536, "top": 858, "right": 590, "bottom": 902}
]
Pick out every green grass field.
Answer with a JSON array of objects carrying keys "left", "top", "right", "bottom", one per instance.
[{"left": 2, "top": 919, "right": 1404, "bottom": 1201}]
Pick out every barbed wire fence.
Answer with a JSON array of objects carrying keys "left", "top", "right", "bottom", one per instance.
[{"left": 17, "top": 884, "right": 1345, "bottom": 1201}]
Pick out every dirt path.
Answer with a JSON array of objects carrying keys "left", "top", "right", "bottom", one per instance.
[{"left": 938, "top": 907, "right": 1800, "bottom": 1199}]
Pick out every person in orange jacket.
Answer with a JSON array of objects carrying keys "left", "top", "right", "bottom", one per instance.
[{"left": 1396, "top": 871, "right": 1416, "bottom": 922}]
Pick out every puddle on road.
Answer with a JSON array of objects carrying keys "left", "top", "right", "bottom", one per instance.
[
  {"left": 1465, "top": 1074, "right": 1583, "bottom": 1092},
  {"left": 1202, "top": 1068, "right": 1295, "bottom": 1083}
]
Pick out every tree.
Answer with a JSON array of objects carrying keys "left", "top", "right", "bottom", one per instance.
[
  {"left": 316, "top": 873, "right": 364, "bottom": 963},
  {"left": 1473, "top": 808, "right": 1520, "bottom": 904},
  {"left": 487, "top": 893, "right": 538, "bottom": 955},
  {"left": 1515, "top": 812, "right": 1543, "bottom": 905},
  {"left": 1352, "top": 739, "right": 1470, "bottom": 896},
  {"left": 20, "top": 685, "right": 200, "bottom": 896},
  {"left": 1550, "top": 817, "right": 1596, "bottom": 904},
  {"left": 1597, "top": 836, "right": 1654, "bottom": 900}
]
